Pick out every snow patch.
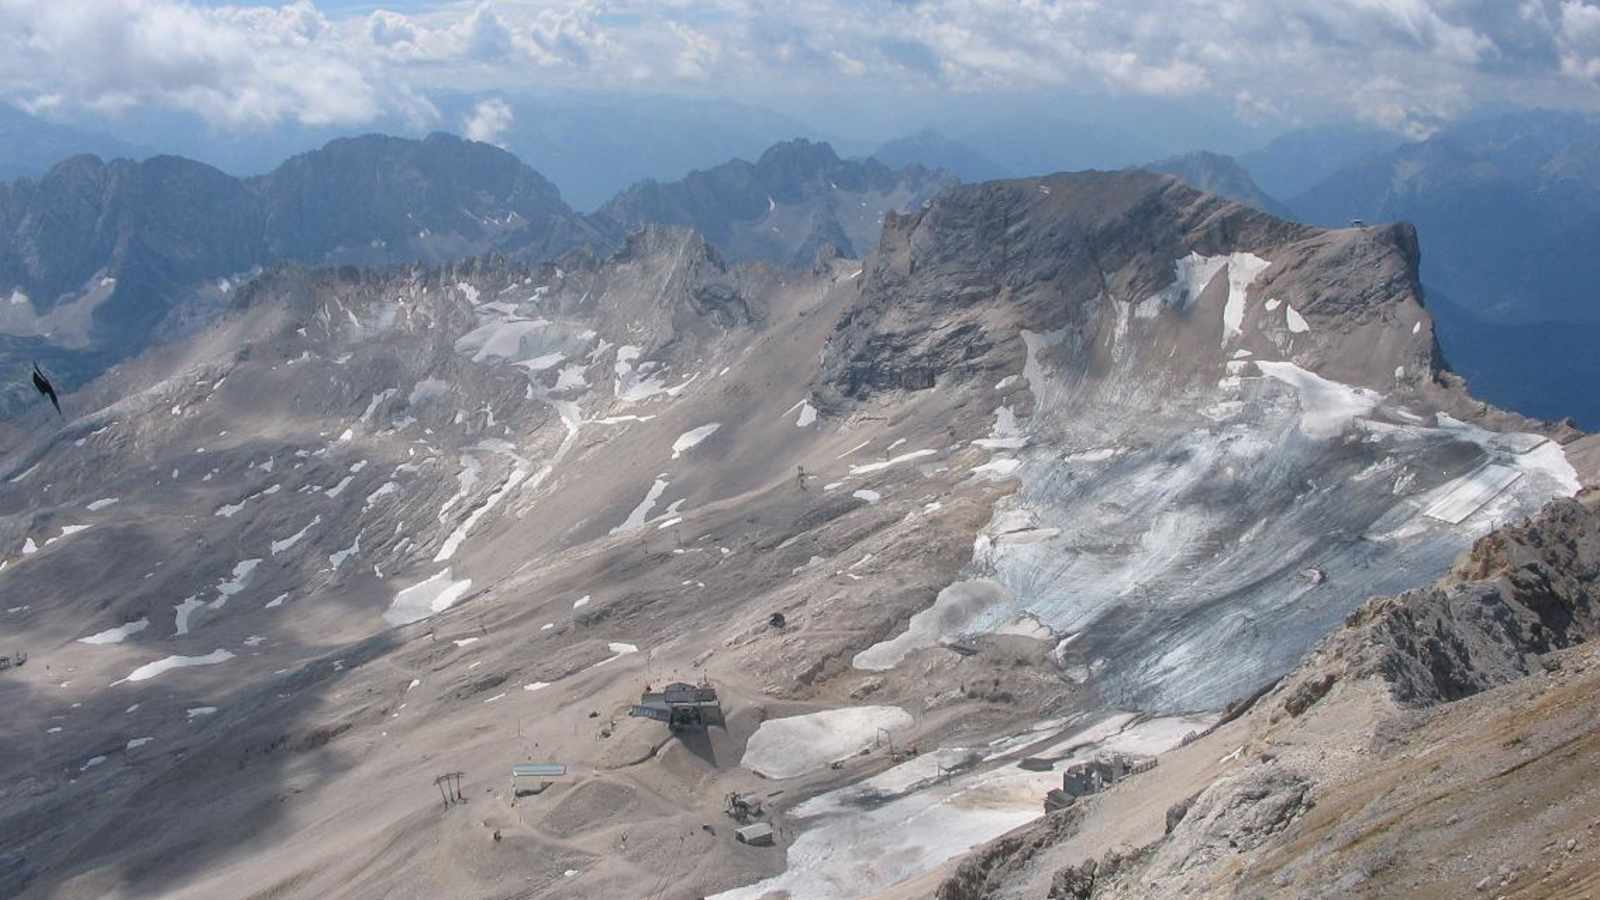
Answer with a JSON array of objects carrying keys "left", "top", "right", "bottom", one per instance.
[
  {"left": 384, "top": 569, "right": 473, "bottom": 626},
  {"left": 790, "top": 399, "right": 818, "bottom": 427},
  {"left": 115, "top": 649, "right": 235, "bottom": 684},
  {"left": 590, "top": 642, "right": 640, "bottom": 668},
  {"left": 741, "top": 706, "right": 914, "bottom": 779},
  {"left": 173, "top": 596, "right": 203, "bottom": 636},
  {"left": 364, "top": 481, "right": 399, "bottom": 510},
  {"left": 270, "top": 516, "right": 320, "bottom": 555},
  {"left": 849, "top": 449, "right": 937, "bottom": 476},
  {"left": 972, "top": 457, "right": 1023, "bottom": 479},
  {"left": 855, "top": 580, "right": 1008, "bottom": 671},
  {"left": 671, "top": 423, "right": 721, "bottom": 459},
  {"left": 435, "top": 465, "right": 529, "bottom": 561},
  {"left": 611, "top": 477, "right": 670, "bottom": 534},
  {"left": 1256, "top": 361, "right": 1380, "bottom": 440},
  {"left": 1216, "top": 253, "right": 1272, "bottom": 346},
  {"left": 437, "top": 456, "right": 482, "bottom": 520},
  {"left": 79, "top": 619, "right": 149, "bottom": 645},
  {"left": 1285, "top": 305, "right": 1310, "bottom": 333},
  {"left": 44, "top": 525, "right": 92, "bottom": 546},
  {"left": 210, "top": 560, "right": 260, "bottom": 607},
  {"left": 329, "top": 534, "right": 361, "bottom": 569}
]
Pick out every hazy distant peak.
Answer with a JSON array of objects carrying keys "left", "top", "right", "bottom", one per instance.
[
  {"left": 591, "top": 137, "right": 955, "bottom": 267},
  {"left": 871, "top": 129, "right": 1009, "bottom": 183},
  {"left": 1141, "top": 150, "right": 1293, "bottom": 219}
]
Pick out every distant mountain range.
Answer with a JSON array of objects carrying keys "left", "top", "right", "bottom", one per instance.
[
  {"left": 592, "top": 138, "right": 953, "bottom": 268},
  {"left": 0, "top": 106, "right": 152, "bottom": 183},
  {"left": 1291, "top": 110, "right": 1600, "bottom": 325},
  {"left": 6, "top": 111, "right": 1600, "bottom": 428},
  {"left": 0, "top": 133, "right": 603, "bottom": 411},
  {"left": 1286, "top": 110, "right": 1600, "bottom": 426},
  {"left": 0, "top": 133, "right": 949, "bottom": 410},
  {"left": 870, "top": 129, "right": 1010, "bottom": 183},
  {"left": 1237, "top": 124, "right": 1401, "bottom": 201},
  {"left": 0, "top": 132, "right": 599, "bottom": 320},
  {"left": 453, "top": 93, "right": 821, "bottom": 213}
]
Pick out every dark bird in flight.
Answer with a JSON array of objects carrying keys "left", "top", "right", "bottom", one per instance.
[{"left": 31, "top": 363, "right": 61, "bottom": 417}]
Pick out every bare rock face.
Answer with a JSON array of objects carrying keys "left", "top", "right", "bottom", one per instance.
[
  {"left": 1297, "top": 494, "right": 1600, "bottom": 706},
  {"left": 822, "top": 170, "right": 1432, "bottom": 409},
  {"left": 1282, "top": 672, "right": 1337, "bottom": 717},
  {"left": 934, "top": 808, "right": 1084, "bottom": 900},
  {"left": 1076, "top": 769, "right": 1311, "bottom": 899},
  {"left": 1164, "top": 795, "right": 1197, "bottom": 835}
]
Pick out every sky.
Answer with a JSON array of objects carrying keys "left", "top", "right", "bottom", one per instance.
[{"left": 2, "top": 0, "right": 1600, "bottom": 194}]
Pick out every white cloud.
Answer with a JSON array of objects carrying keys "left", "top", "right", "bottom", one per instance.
[
  {"left": 0, "top": 0, "right": 1596, "bottom": 138},
  {"left": 462, "top": 96, "right": 513, "bottom": 145},
  {"left": 1558, "top": 0, "right": 1600, "bottom": 80}
]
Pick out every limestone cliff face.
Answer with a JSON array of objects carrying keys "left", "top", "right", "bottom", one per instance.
[{"left": 820, "top": 170, "right": 1436, "bottom": 412}]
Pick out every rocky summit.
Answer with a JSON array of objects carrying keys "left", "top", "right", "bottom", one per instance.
[{"left": 0, "top": 163, "right": 1594, "bottom": 900}]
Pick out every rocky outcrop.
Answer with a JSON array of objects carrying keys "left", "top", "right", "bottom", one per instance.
[
  {"left": 934, "top": 808, "right": 1084, "bottom": 900},
  {"left": 1291, "top": 493, "right": 1600, "bottom": 706},
  {"left": 1066, "top": 768, "right": 1312, "bottom": 899},
  {"left": 819, "top": 169, "right": 1436, "bottom": 412},
  {"left": 1047, "top": 850, "right": 1142, "bottom": 900}
]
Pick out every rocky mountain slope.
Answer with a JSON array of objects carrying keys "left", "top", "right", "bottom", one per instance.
[
  {"left": 590, "top": 138, "right": 954, "bottom": 268},
  {"left": 0, "top": 170, "right": 1586, "bottom": 900},
  {"left": 0, "top": 133, "right": 602, "bottom": 414},
  {"left": 934, "top": 486, "right": 1600, "bottom": 899}
]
